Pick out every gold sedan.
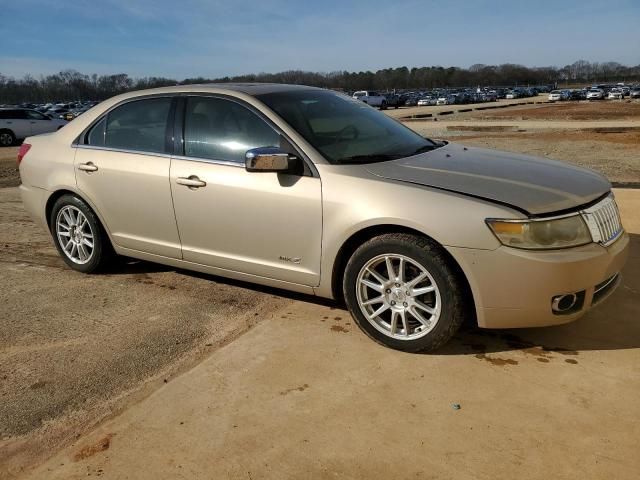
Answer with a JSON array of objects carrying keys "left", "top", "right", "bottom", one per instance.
[{"left": 18, "top": 84, "right": 629, "bottom": 352}]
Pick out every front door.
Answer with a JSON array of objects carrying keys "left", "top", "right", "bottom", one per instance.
[{"left": 170, "top": 96, "right": 322, "bottom": 286}]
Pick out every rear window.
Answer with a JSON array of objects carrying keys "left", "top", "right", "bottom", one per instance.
[{"left": 85, "top": 97, "right": 171, "bottom": 154}]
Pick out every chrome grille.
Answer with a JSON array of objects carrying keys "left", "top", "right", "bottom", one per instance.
[{"left": 581, "top": 195, "right": 623, "bottom": 246}]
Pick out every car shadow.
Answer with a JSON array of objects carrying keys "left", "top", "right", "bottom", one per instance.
[{"left": 104, "top": 257, "right": 338, "bottom": 308}]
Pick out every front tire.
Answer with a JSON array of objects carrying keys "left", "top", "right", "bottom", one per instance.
[
  {"left": 50, "top": 194, "right": 112, "bottom": 273},
  {"left": 343, "top": 233, "right": 467, "bottom": 352}
]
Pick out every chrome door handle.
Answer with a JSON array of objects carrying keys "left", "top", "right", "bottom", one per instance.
[
  {"left": 176, "top": 176, "right": 206, "bottom": 188},
  {"left": 78, "top": 162, "right": 98, "bottom": 172}
]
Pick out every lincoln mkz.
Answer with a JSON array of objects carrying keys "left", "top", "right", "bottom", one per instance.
[{"left": 18, "top": 84, "right": 629, "bottom": 351}]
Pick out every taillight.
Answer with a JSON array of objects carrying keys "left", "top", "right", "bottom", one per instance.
[{"left": 17, "top": 143, "right": 31, "bottom": 167}]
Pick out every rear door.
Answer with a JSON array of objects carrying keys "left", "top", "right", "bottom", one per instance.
[
  {"left": 169, "top": 95, "right": 322, "bottom": 286},
  {"left": 25, "top": 109, "right": 55, "bottom": 135},
  {"left": 75, "top": 96, "right": 181, "bottom": 258}
]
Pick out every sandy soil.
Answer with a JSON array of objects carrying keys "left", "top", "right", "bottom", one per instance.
[
  {"left": 0, "top": 147, "right": 19, "bottom": 188},
  {"left": 466, "top": 100, "right": 640, "bottom": 121}
]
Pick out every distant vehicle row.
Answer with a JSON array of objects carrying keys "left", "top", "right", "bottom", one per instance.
[{"left": 548, "top": 85, "right": 640, "bottom": 101}]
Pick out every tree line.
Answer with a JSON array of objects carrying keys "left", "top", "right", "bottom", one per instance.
[{"left": 1, "top": 60, "right": 639, "bottom": 104}]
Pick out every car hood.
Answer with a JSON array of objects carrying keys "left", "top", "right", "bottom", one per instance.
[{"left": 364, "top": 143, "right": 610, "bottom": 215}]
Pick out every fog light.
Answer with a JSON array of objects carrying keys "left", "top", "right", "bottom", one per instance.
[
  {"left": 551, "top": 291, "right": 585, "bottom": 315},
  {"left": 552, "top": 294, "right": 577, "bottom": 312}
]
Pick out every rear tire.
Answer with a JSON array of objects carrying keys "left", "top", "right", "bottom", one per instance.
[
  {"left": 379, "top": 101, "right": 387, "bottom": 110},
  {"left": 50, "top": 194, "right": 113, "bottom": 273},
  {"left": 0, "top": 130, "right": 16, "bottom": 147},
  {"left": 343, "top": 233, "right": 467, "bottom": 353}
]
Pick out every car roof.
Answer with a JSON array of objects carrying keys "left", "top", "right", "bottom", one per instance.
[{"left": 164, "top": 83, "right": 323, "bottom": 96}]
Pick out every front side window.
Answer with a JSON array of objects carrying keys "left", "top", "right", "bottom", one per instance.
[
  {"left": 257, "top": 90, "right": 437, "bottom": 164},
  {"left": 183, "top": 97, "right": 279, "bottom": 163},
  {"left": 86, "top": 97, "right": 171, "bottom": 154}
]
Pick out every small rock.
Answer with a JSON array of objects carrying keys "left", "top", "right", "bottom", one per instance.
[{"left": 451, "top": 403, "right": 461, "bottom": 410}]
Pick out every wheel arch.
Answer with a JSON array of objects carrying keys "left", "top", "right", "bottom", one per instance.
[
  {"left": 44, "top": 188, "right": 113, "bottom": 246},
  {"left": 330, "top": 224, "right": 476, "bottom": 324},
  {"left": 0, "top": 128, "right": 16, "bottom": 144}
]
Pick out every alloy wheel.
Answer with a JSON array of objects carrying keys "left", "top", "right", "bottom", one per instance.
[
  {"left": 355, "top": 254, "right": 441, "bottom": 340},
  {"left": 56, "top": 206, "right": 95, "bottom": 264}
]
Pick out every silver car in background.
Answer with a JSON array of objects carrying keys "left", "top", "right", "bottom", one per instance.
[
  {"left": 18, "top": 84, "right": 629, "bottom": 352},
  {"left": 0, "top": 108, "right": 67, "bottom": 146}
]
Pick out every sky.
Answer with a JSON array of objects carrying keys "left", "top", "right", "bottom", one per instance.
[{"left": 1, "top": 0, "right": 638, "bottom": 79}]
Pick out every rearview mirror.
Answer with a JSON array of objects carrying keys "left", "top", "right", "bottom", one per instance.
[{"left": 245, "top": 147, "right": 296, "bottom": 173}]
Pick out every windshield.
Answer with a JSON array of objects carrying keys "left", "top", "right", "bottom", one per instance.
[{"left": 257, "top": 90, "right": 437, "bottom": 164}]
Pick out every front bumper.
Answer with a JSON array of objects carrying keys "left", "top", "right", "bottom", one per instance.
[{"left": 447, "top": 232, "right": 630, "bottom": 328}]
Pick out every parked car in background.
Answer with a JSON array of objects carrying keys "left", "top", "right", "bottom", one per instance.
[
  {"left": 0, "top": 108, "right": 67, "bottom": 146},
  {"left": 352, "top": 91, "right": 388, "bottom": 109},
  {"left": 384, "top": 93, "right": 406, "bottom": 109},
  {"left": 436, "top": 95, "right": 453, "bottom": 105},
  {"left": 417, "top": 96, "right": 436, "bottom": 106},
  {"left": 570, "top": 89, "right": 587, "bottom": 100},
  {"left": 607, "top": 88, "right": 624, "bottom": 100},
  {"left": 505, "top": 90, "right": 518, "bottom": 99},
  {"left": 586, "top": 88, "right": 605, "bottom": 100},
  {"left": 404, "top": 95, "right": 420, "bottom": 106},
  {"left": 18, "top": 84, "right": 628, "bottom": 352},
  {"left": 630, "top": 87, "right": 640, "bottom": 98},
  {"left": 548, "top": 90, "right": 564, "bottom": 101},
  {"left": 45, "top": 107, "right": 71, "bottom": 119}
]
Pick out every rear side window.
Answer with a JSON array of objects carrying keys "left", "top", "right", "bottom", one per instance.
[
  {"left": 3, "top": 110, "right": 27, "bottom": 120},
  {"left": 183, "top": 97, "right": 279, "bottom": 163},
  {"left": 86, "top": 97, "right": 171, "bottom": 154}
]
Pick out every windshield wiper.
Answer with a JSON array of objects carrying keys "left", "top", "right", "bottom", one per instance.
[{"left": 408, "top": 144, "right": 439, "bottom": 156}]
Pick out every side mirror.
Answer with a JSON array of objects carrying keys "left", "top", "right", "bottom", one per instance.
[{"left": 245, "top": 147, "right": 297, "bottom": 173}]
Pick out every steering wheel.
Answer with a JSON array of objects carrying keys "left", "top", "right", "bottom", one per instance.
[{"left": 336, "top": 125, "right": 359, "bottom": 143}]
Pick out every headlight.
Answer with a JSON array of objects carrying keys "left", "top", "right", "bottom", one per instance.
[{"left": 486, "top": 215, "right": 592, "bottom": 250}]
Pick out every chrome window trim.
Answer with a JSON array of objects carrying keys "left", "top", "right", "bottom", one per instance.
[
  {"left": 74, "top": 93, "right": 177, "bottom": 147},
  {"left": 171, "top": 154, "right": 244, "bottom": 168},
  {"left": 74, "top": 144, "right": 173, "bottom": 159}
]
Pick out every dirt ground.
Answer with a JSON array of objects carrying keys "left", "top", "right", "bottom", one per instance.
[
  {"left": 466, "top": 100, "right": 640, "bottom": 121},
  {"left": 0, "top": 148, "right": 19, "bottom": 188},
  {"left": 0, "top": 187, "right": 295, "bottom": 476}
]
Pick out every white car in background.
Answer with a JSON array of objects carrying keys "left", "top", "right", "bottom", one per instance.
[
  {"left": 607, "top": 89, "right": 624, "bottom": 100},
  {"left": 0, "top": 108, "right": 67, "bottom": 146},
  {"left": 417, "top": 97, "right": 436, "bottom": 106},
  {"left": 586, "top": 88, "right": 605, "bottom": 100},
  {"left": 352, "top": 91, "right": 388, "bottom": 109},
  {"left": 548, "top": 90, "right": 564, "bottom": 101}
]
